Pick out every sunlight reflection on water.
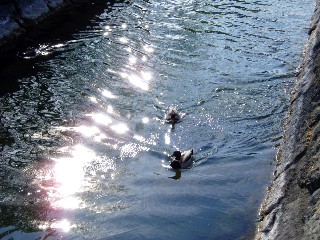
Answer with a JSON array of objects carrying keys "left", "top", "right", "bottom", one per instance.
[{"left": 0, "top": 0, "right": 314, "bottom": 239}]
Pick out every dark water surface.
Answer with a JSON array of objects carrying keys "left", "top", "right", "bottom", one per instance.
[{"left": 0, "top": 0, "right": 313, "bottom": 239}]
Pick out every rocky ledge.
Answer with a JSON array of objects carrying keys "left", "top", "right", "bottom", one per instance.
[
  {"left": 255, "top": 1, "right": 320, "bottom": 239},
  {"left": 0, "top": 0, "right": 87, "bottom": 47}
]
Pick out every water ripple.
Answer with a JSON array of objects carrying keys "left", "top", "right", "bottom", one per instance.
[{"left": 0, "top": 0, "right": 314, "bottom": 239}]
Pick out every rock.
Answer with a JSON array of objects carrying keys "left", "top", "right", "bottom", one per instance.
[
  {"left": 255, "top": 1, "right": 320, "bottom": 238},
  {"left": 45, "top": 0, "right": 65, "bottom": 9},
  {"left": 0, "top": 3, "right": 24, "bottom": 42},
  {"left": 304, "top": 160, "right": 320, "bottom": 194},
  {"left": 15, "top": 0, "right": 50, "bottom": 21},
  {"left": 0, "top": 0, "right": 71, "bottom": 46},
  {"left": 303, "top": 188, "right": 320, "bottom": 238}
]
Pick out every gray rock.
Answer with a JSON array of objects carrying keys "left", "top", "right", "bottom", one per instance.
[
  {"left": 0, "top": 3, "right": 23, "bottom": 41},
  {"left": 255, "top": 1, "right": 320, "bottom": 238},
  {"left": 45, "top": 0, "right": 65, "bottom": 9},
  {"left": 15, "top": 0, "right": 50, "bottom": 21},
  {"left": 303, "top": 158, "right": 320, "bottom": 194},
  {"left": 0, "top": 0, "right": 69, "bottom": 46}
]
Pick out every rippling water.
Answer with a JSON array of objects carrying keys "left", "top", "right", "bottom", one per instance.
[{"left": 0, "top": 0, "right": 313, "bottom": 239}]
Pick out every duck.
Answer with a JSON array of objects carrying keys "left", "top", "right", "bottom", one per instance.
[
  {"left": 170, "top": 148, "right": 194, "bottom": 169},
  {"left": 165, "top": 107, "right": 181, "bottom": 124}
]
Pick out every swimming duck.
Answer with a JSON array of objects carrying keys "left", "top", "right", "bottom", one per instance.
[
  {"left": 165, "top": 107, "right": 181, "bottom": 123},
  {"left": 170, "top": 148, "right": 194, "bottom": 169}
]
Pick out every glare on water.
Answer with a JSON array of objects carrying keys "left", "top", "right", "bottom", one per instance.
[{"left": 0, "top": 0, "right": 314, "bottom": 239}]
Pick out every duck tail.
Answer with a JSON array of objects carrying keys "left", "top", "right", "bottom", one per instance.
[{"left": 191, "top": 148, "right": 194, "bottom": 155}]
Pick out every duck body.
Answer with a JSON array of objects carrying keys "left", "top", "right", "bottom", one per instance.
[
  {"left": 165, "top": 107, "right": 181, "bottom": 124},
  {"left": 170, "top": 148, "right": 194, "bottom": 169}
]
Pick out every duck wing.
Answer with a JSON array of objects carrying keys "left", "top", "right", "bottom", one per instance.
[
  {"left": 179, "top": 149, "right": 193, "bottom": 168},
  {"left": 181, "top": 149, "right": 193, "bottom": 162}
]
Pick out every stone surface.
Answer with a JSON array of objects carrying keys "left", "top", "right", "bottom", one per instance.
[
  {"left": 0, "top": 3, "right": 24, "bottom": 41},
  {"left": 0, "top": 0, "right": 70, "bottom": 46},
  {"left": 15, "top": 0, "right": 50, "bottom": 21},
  {"left": 45, "top": 0, "right": 65, "bottom": 9},
  {"left": 255, "top": 0, "right": 320, "bottom": 239}
]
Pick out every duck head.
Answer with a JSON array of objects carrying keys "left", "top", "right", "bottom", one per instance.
[
  {"left": 171, "top": 150, "right": 182, "bottom": 160},
  {"left": 166, "top": 108, "right": 181, "bottom": 123}
]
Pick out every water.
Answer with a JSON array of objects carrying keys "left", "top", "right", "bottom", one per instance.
[{"left": 0, "top": 0, "right": 313, "bottom": 239}]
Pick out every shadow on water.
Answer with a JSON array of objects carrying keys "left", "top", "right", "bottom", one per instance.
[
  {"left": 168, "top": 169, "right": 181, "bottom": 180},
  {"left": 0, "top": 0, "right": 127, "bottom": 96}
]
